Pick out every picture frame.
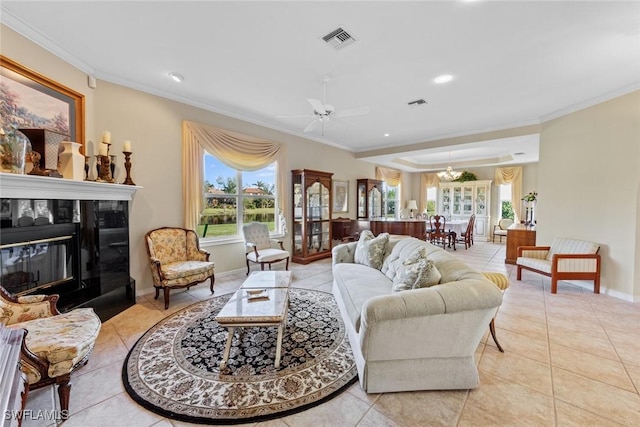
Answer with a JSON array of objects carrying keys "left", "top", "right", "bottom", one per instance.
[
  {"left": 332, "top": 180, "right": 348, "bottom": 213},
  {"left": 0, "top": 55, "right": 85, "bottom": 147}
]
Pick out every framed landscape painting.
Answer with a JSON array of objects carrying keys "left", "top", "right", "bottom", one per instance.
[
  {"left": 333, "top": 180, "right": 348, "bottom": 213},
  {"left": 0, "top": 55, "right": 85, "bottom": 145}
]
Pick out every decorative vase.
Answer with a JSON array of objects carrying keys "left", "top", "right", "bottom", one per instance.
[
  {"left": 58, "top": 141, "right": 84, "bottom": 181},
  {"left": 0, "top": 128, "right": 28, "bottom": 174}
]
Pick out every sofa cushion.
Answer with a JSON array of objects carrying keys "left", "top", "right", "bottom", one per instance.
[
  {"left": 392, "top": 247, "right": 441, "bottom": 292},
  {"left": 546, "top": 237, "right": 599, "bottom": 261},
  {"left": 333, "top": 263, "right": 392, "bottom": 332},
  {"left": 355, "top": 231, "right": 389, "bottom": 270},
  {"left": 517, "top": 256, "right": 552, "bottom": 273}
]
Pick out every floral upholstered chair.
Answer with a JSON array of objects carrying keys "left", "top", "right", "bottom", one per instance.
[
  {"left": 242, "top": 222, "right": 290, "bottom": 275},
  {"left": 145, "top": 227, "right": 215, "bottom": 309},
  {"left": 0, "top": 285, "right": 102, "bottom": 420}
]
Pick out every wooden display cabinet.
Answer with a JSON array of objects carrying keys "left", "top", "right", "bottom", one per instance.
[
  {"left": 356, "top": 178, "right": 383, "bottom": 219},
  {"left": 292, "top": 169, "right": 333, "bottom": 264}
]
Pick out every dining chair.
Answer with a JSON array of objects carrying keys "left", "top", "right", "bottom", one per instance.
[{"left": 427, "top": 215, "right": 456, "bottom": 250}]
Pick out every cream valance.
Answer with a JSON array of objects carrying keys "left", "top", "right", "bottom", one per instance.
[
  {"left": 182, "top": 121, "right": 287, "bottom": 231},
  {"left": 375, "top": 166, "right": 402, "bottom": 187}
]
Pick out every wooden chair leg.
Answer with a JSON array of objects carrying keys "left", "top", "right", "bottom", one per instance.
[
  {"left": 56, "top": 374, "right": 71, "bottom": 420},
  {"left": 163, "top": 287, "right": 170, "bottom": 309},
  {"left": 154, "top": 287, "right": 160, "bottom": 300},
  {"left": 516, "top": 266, "right": 522, "bottom": 280},
  {"left": 246, "top": 258, "right": 250, "bottom": 275},
  {"left": 551, "top": 277, "right": 558, "bottom": 294},
  {"left": 285, "top": 257, "right": 289, "bottom": 270},
  {"left": 489, "top": 318, "right": 504, "bottom": 353},
  {"left": 209, "top": 274, "right": 215, "bottom": 293},
  {"left": 261, "top": 262, "right": 265, "bottom": 271}
]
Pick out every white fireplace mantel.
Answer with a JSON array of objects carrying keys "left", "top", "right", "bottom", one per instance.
[{"left": 0, "top": 173, "right": 141, "bottom": 200}]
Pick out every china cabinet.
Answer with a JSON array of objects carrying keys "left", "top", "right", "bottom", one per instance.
[
  {"left": 356, "top": 178, "right": 383, "bottom": 219},
  {"left": 292, "top": 169, "right": 333, "bottom": 264},
  {"left": 438, "top": 180, "right": 492, "bottom": 241}
]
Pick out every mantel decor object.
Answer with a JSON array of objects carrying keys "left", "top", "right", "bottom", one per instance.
[
  {"left": 19, "top": 128, "right": 68, "bottom": 178},
  {"left": 0, "top": 127, "right": 28, "bottom": 174},
  {"left": 97, "top": 142, "right": 114, "bottom": 183},
  {"left": 122, "top": 151, "right": 136, "bottom": 185},
  {"left": 59, "top": 141, "right": 84, "bottom": 181}
]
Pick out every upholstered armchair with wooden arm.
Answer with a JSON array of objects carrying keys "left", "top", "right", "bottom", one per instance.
[
  {"left": 0, "top": 285, "right": 102, "bottom": 420},
  {"left": 145, "top": 227, "right": 215, "bottom": 309},
  {"left": 242, "top": 222, "right": 290, "bottom": 275},
  {"left": 516, "top": 237, "right": 601, "bottom": 294}
]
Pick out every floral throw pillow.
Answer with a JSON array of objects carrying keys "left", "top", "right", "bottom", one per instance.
[
  {"left": 354, "top": 230, "right": 389, "bottom": 270},
  {"left": 392, "top": 247, "right": 442, "bottom": 292}
]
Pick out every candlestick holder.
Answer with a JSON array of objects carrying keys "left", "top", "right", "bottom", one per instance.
[
  {"left": 122, "top": 151, "right": 136, "bottom": 185},
  {"left": 84, "top": 155, "right": 91, "bottom": 181},
  {"left": 97, "top": 154, "right": 115, "bottom": 183},
  {"left": 109, "top": 154, "right": 116, "bottom": 181}
]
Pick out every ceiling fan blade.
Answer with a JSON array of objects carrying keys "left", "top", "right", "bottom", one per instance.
[
  {"left": 303, "top": 119, "right": 320, "bottom": 133},
  {"left": 276, "top": 114, "right": 315, "bottom": 119},
  {"left": 307, "top": 98, "right": 326, "bottom": 115},
  {"left": 333, "top": 105, "right": 370, "bottom": 119}
]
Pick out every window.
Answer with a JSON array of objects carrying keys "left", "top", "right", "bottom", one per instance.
[
  {"left": 382, "top": 182, "right": 399, "bottom": 219},
  {"left": 425, "top": 187, "right": 437, "bottom": 217},
  {"left": 200, "top": 152, "right": 279, "bottom": 239},
  {"left": 499, "top": 184, "right": 514, "bottom": 220}
]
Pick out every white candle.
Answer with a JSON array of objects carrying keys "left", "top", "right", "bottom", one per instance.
[
  {"left": 102, "top": 131, "right": 111, "bottom": 144},
  {"left": 123, "top": 140, "right": 132, "bottom": 152},
  {"left": 99, "top": 143, "right": 108, "bottom": 156}
]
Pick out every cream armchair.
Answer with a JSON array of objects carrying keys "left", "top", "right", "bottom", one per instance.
[
  {"left": 242, "top": 222, "right": 290, "bottom": 275},
  {"left": 145, "top": 227, "right": 215, "bottom": 309},
  {"left": 0, "top": 285, "right": 101, "bottom": 420},
  {"left": 492, "top": 218, "right": 513, "bottom": 243}
]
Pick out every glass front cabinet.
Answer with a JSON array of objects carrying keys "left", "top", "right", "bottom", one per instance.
[
  {"left": 292, "top": 169, "right": 333, "bottom": 264},
  {"left": 438, "top": 180, "right": 492, "bottom": 241},
  {"left": 356, "top": 178, "right": 384, "bottom": 219}
]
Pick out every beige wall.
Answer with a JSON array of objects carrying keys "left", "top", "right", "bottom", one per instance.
[{"left": 537, "top": 90, "right": 640, "bottom": 300}]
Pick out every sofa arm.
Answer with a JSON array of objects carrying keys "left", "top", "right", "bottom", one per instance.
[
  {"left": 553, "top": 253, "right": 601, "bottom": 273},
  {"left": 332, "top": 242, "right": 358, "bottom": 265},
  {"left": 517, "top": 246, "right": 550, "bottom": 260}
]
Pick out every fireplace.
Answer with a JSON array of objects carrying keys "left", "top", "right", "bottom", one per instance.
[{"left": 0, "top": 173, "right": 140, "bottom": 320}]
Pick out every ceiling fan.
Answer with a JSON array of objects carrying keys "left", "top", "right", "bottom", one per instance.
[{"left": 278, "top": 76, "right": 370, "bottom": 135}]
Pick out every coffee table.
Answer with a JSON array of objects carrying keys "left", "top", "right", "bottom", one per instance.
[{"left": 215, "top": 271, "right": 292, "bottom": 369}]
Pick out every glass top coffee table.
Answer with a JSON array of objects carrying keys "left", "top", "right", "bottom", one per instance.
[{"left": 215, "top": 271, "right": 292, "bottom": 369}]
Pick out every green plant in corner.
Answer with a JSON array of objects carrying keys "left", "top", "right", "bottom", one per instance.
[
  {"left": 453, "top": 171, "right": 477, "bottom": 182},
  {"left": 522, "top": 191, "right": 538, "bottom": 202}
]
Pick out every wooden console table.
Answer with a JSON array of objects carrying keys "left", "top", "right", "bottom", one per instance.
[
  {"left": 505, "top": 224, "right": 536, "bottom": 264},
  {"left": 370, "top": 219, "right": 427, "bottom": 240}
]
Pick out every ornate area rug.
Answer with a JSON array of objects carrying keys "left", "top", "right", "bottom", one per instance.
[{"left": 122, "top": 288, "right": 357, "bottom": 424}]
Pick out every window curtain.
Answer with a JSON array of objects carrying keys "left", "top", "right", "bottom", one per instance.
[
  {"left": 375, "top": 166, "right": 402, "bottom": 186},
  {"left": 420, "top": 173, "right": 440, "bottom": 213},
  {"left": 494, "top": 166, "right": 523, "bottom": 221},
  {"left": 182, "top": 120, "right": 287, "bottom": 231}
]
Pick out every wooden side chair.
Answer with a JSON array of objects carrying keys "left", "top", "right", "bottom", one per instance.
[
  {"left": 427, "top": 215, "right": 456, "bottom": 250},
  {"left": 0, "top": 285, "right": 101, "bottom": 420},
  {"left": 145, "top": 227, "right": 215, "bottom": 309},
  {"left": 493, "top": 218, "right": 513, "bottom": 243},
  {"left": 457, "top": 214, "right": 476, "bottom": 249}
]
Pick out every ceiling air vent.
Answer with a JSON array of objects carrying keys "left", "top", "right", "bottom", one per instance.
[
  {"left": 322, "top": 27, "right": 356, "bottom": 50},
  {"left": 408, "top": 99, "right": 427, "bottom": 106}
]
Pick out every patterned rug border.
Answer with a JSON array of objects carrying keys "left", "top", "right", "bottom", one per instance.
[{"left": 122, "top": 288, "right": 358, "bottom": 425}]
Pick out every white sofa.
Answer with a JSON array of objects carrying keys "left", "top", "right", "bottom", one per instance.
[{"left": 331, "top": 237, "right": 503, "bottom": 393}]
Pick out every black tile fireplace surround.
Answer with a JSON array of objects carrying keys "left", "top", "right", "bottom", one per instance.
[{"left": 0, "top": 198, "right": 135, "bottom": 321}]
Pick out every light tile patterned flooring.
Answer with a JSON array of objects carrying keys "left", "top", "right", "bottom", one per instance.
[{"left": 22, "top": 242, "right": 640, "bottom": 426}]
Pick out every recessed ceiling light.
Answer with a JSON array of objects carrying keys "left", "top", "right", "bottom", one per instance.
[
  {"left": 434, "top": 74, "right": 453, "bottom": 84},
  {"left": 514, "top": 152, "right": 526, "bottom": 155},
  {"left": 168, "top": 72, "right": 184, "bottom": 83},
  {"left": 384, "top": 133, "right": 390, "bottom": 137}
]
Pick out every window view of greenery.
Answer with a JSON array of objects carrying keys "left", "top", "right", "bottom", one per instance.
[
  {"left": 382, "top": 183, "right": 398, "bottom": 219},
  {"left": 500, "top": 184, "right": 514, "bottom": 220},
  {"left": 426, "top": 187, "right": 437, "bottom": 217},
  {"left": 199, "top": 153, "right": 277, "bottom": 238}
]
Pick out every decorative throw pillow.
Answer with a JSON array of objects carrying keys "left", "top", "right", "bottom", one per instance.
[
  {"left": 354, "top": 230, "right": 389, "bottom": 270},
  {"left": 392, "top": 247, "right": 442, "bottom": 292}
]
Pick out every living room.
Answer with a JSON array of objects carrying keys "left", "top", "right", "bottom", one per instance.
[{"left": 1, "top": 1, "right": 639, "bottom": 425}]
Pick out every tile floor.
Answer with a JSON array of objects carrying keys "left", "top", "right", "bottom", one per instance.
[{"left": 22, "top": 241, "right": 640, "bottom": 426}]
